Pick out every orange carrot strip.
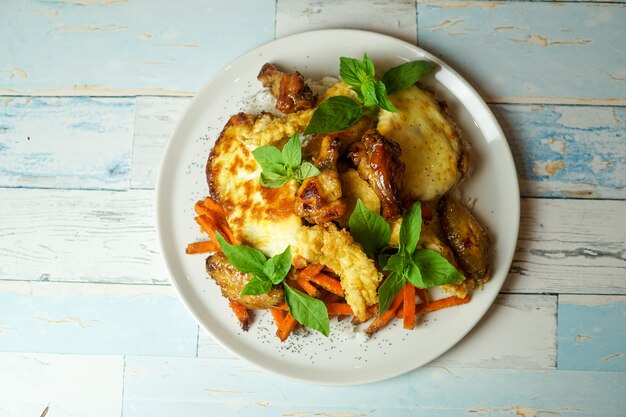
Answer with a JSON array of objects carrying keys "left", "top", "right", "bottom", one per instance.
[
  {"left": 274, "top": 303, "right": 289, "bottom": 311},
  {"left": 276, "top": 312, "right": 298, "bottom": 342},
  {"left": 325, "top": 303, "right": 353, "bottom": 316},
  {"left": 421, "top": 295, "right": 471, "bottom": 314},
  {"left": 202, "top": 197, "right": 226, "bottom": 217},
  {"left": 352, "top": 305, "right": 378, "bottom": 325},
  {"left": 270, "top": 308, "right": 286, "bottom": 327},
  {"left": 395, "top": 305, "right": 404, "bottom": 319},
  {"left": 185, "top": 240, "right": 220, "bottom": 254},
  {"left": 299, "top": 264, "right": 325, "bottom": 281},
  {"left": 228, "top": 299, "right": 252, "bottom": 331},
  {"left": 195, "top": 214, "right": 221, "bottom": 246},
  {"left": 365, "top": 290, "right": 404, "bottom": 336},
  {"left": 295, "top": 275, "right": 321, "bottom": 297},
  {"left": 416, "top": 288, "right": 430, "bottom": 306},
  {"left": 309, "top": 273, "right": 344, "bottom": 297},
  {"left": 403, "top": 283, "right": 416, "bottom": 330}
]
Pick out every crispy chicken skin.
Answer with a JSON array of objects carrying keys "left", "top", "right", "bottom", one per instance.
[
  {"left": 258, "top": 63, "right": 317, "bottom": 114},
  {"left": 295, "top": 136, "right": 347, "bottom": 224},
  {"left": 206, "top": 252, "right": 284, "bottom": 310},
  {"left": 439, "top": 195, "right": 489, "bottom": 281},
  {"left": 348, "top": 129, "right": 405, "bottom": 221}
]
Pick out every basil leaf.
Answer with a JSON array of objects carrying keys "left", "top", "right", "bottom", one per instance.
[
  {"left": 399, "top": 201, "right": 422, "bottom": 254},
  {"left": 259, "top": 170, "right": 288, "bottom": 188},
  {"left": 374, "top": 80, "right": 398, "bottom": 113},
  {"left": 304, "top": 96, "right": 364, "bottom": 135},
  {"left": 404, "top": 258, "right": 426, "bottom": 288},
  {"left": 294, "top": 162, "right": 321, "bottom": 182},
  {"left": 381, "top": 60, "right": 435, "bottom": 95},
  {"left": 281, "top": 134, "right": 302, "bottom": 168},
  {"left": 252, "top": 146, "right": 284, "bottom": 167},
  {"left": 241, "top": 276, "right": 273, "bottom": 296},
  {"left": 412, "top": 249, "right": 465, "bottom": 287},
  {"left": 362, "top": 53, "right": 376, "bottom": 79},
  {"left": 349, "top": 199, "right": 390, "bottom": 257},
  {"left": 284, "top": 283, "right": 330, "bottom": 337},
  {"left": 361, "top": 79, "right": 377, "bottom": 107},
  {"left": 216, "top": 233, "right": 267, "bottom": 276},
  {"left": 264, "top": 246, "right": 292, "bottom": 285},
  {"left": 339, "top": 56, "right": 366, "bottom": 88},
  {"left": 377, "top": 271, "right": 405, "bottom": 314}
]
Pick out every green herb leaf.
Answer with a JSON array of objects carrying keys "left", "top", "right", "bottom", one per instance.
[
  {"left": 281, "top": 134, "right": 302, "bottom": 168},
  {"left": 363, "top": 53, "right": 375, "bottom": 79},
  {"left": 377, "top": 271, "right": 405, "bottom": 314},
  {"left": 284, "top": 283, "right": 330, "bottom": 337},
  {"left": 381, "top": 60, "right": 436, "bottom": 95},
  {"left": 294, "top": 162, "right": 321, "bottom": 182},
  {"left": 339, "top": 56, "right": 368, "bottom": 87},
  {"left": 403, "top": 258, "right": 425, "bottom": 288},
  {"left": 374, "top": 80, "right": 398, "bottom": 113},
  {"left": 241, "top": 276, "right": 273, "bottom": 296},
  {"left": 349, "top": 199, "right": 390, "bottom": 257},
  {"left": 412, "top": 249, "right": 465, "bottom": 287},
  {"left": 251, "top": 146, "right": 284, "bottom": 167},
  {"left": 399, "top": 201, "right": 422, "bottom": 254},
  {"left": 361, "top": 79, "right": 378, "bottom": 107},
  {"left": 264, "top": 246, "right": 292, "bottom": 285},
  {"left": 304, "top": 96, "right": 364, "bottom": 135},
  {"left": 259, "top": 169, "right": 289, "bottom": 188},
  {"left": 216, "top": 233, "right": 267, "bottom": 277}
]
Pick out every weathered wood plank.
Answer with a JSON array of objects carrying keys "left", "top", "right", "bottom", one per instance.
[
  {"left": 0, "top": 281, "right": 198, "bottom": 357},
  {"left": 0, "top": 352, "right": 123, "bottom": 417},
  {"left": 276, "top": 0, "right": 417, "bottom": 44},
  {"left": 0, "top": 0, "right": 275, "bottom": 96},
  {"left": 123, "top": 356, "right": 626, "bottom": 416},
  {"left": 558, "top": 295, "right": 626, "bottom": 372},
  {"left": 198, "top": 294, "right": 557, "bottom": 369},
  {"left": 505, "top": 198, "right": 626, "bottom": 295},
  {"left": 0, "top": 97, "right": 134, "bottom": 190},
  {"left": 493, "top": 104, "right": 626, "bottom": 199},
  {"left": 0, "top": 188, "right": 166, "bottom": 284},
  {"left": 417, "top": 2, "right": 626, "bottom": 104},
  {"left": 131, "top": 96, "right": 190, "bottom": 189}
]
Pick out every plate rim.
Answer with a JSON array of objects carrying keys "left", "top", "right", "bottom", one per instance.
[{"left": 155, "top": 28, "right": 520, "bottom": 385}]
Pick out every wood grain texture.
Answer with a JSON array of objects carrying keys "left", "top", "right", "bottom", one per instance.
[
  {"left": 417, "top": 2, "right": 626, "bottom": 104},
  {"left": 0, "top": 352, "right": 123, "bottom": 417},
  {"left": 123, "top": 356, "right": 626, "bottom": 416},
  {"left": 558, "top": 295, "right": 626, "bottom": 372},
  {"left": 0, "top": 0, "right": 275, "bottom": 96},
  {"left": 0, "top": 188, "right": 166, "bottom": 284},
  {"left": 198, "top": 294, "right": 557, "bottom": 370},
  {"left": 276, "top": 0, "right": 417, "bottom": 44},
  {"left": 0, "top": 281, "right": 198, "bottom": 357},
  {"left": 505, "top": 198, "right": 626, "bottom": 295},
  {"left": 492, "top": 104, "right": 626, "bottom": 199},
  {"left": 0, "top": 97, "right": 134, "bottom": 190}
]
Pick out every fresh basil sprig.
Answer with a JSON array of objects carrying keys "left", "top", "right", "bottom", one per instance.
[
  {"left": 216, "top": 233, "right": 330, "bottom": 336},
  {"left": 347, "top": 201, "right": 465, "bottom": 314},
  {"left": 304, "top": 54, "right": 435, "bottom": 135},
  {"left": 252, "top": 133, "right": 320, "bottom": 188}
]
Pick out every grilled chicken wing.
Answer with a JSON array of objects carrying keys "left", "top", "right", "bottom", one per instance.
[
  {"left": 206, "top": 252, "right": 284, "bottom": 310},
  {"left": 258, "top": 63, "right": 317, "bottom": 114},
  {"left": 439, "top": 195, "right": 489, "bottom": 281},
  {"left": 295, "top": 135, "right": 347, "bottom": 224},
  {"left": 348, "top": 129, "right": 404, "bottom": 221}
]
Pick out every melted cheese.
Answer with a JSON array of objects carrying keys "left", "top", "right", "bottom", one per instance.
[{"left": 377, "top": 85, "right": 463, "bottom": 202}]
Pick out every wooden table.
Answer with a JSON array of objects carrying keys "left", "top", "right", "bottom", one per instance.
[{"left": 1, "top": 1, "right": 625, "bottom": 415}]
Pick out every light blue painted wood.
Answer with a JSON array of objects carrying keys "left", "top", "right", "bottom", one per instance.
[
  {"left": 492, "top": 104, "right": 626, "bottom": 199},
  {"left": 124, "top": 356, "right": 626, "bottom": 416},
  {"left": 0, "top": 0, "right": 275, "bottom": 95},
  {"left": 417, "top": 2, "right": 626, "bottom": 103},
  {"left": 0, "top": 97, "right": 134, "bottom": 190},
  {"left": 558, "top": 295, "right": 626, "bottom": 372},
  {"left": 0, "top": 282, "right": 198, "bottom": 357}
]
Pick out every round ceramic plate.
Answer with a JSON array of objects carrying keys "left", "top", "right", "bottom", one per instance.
[{"left": 156, "top": 29, "right": 520, "bottom": 385}]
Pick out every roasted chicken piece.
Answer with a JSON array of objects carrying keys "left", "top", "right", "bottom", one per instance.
[
  {"left": 258, "top": 63, "right": 317, "bottom": 114},
  {"left": 295, "top": 136, "right": 347, "bottom": 224},
  {"left": 348, "top": 129, "right": 404, "bottom": 221},
  {"left": 439, "top": 195, "right": 489, "bottom": 281},
  {"left": 206, "top": 252, "right": 284, "bottom": 310}
]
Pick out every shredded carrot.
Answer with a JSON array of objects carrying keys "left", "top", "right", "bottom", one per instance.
[
  {"left": 365, "top": 290, "right": 404, "bottom": 336},
  {"left": 202, "top": 197, "right": 226, "bottom": 217},
  {"left": 299, "top": 264, "right": 325, "bottom": 281},
  {"left": 395, "top": 305, "right": 404, "bottom": 319},
  {"left": 403, "top": 283, "right": 416, "bottom": 330},
  {"left": 309, "top": 273, "right": 344, "bottom": 297},
  {"left": 185, "top": 240, "right": 220, "bottom": 254},
  {"left": 270, "top": 308, "right": 286, "bottom": 327},
  {"left": 416, "top": 288, "right": 430, "bottom": 306},
  {"left": 352, "top": 304, "right": 378, "bottom": 325},
  {"left": 420, "top": 294, "right": 471, "bottom": 314},
  {"left": 276, "top": 312, "right": 298, "bottom": 342},
  {"left": 295, "top": 275, "right": 321, "bottom": 297},
  {"left": 274, "top": 303, "right": 289, "bottom": 311},
  {"left": 228, "top": 299, "right": 252, "bottom": 331},
  {"left": 325, "top": 303, "right": 353, "bottom": 316},
  {"left": 292, "top": 255, "right": 308, "bottom": 269}
]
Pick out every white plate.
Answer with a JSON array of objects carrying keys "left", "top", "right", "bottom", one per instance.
[{"left": 156, "top": 29, "right": 520, "bottom": 385}]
